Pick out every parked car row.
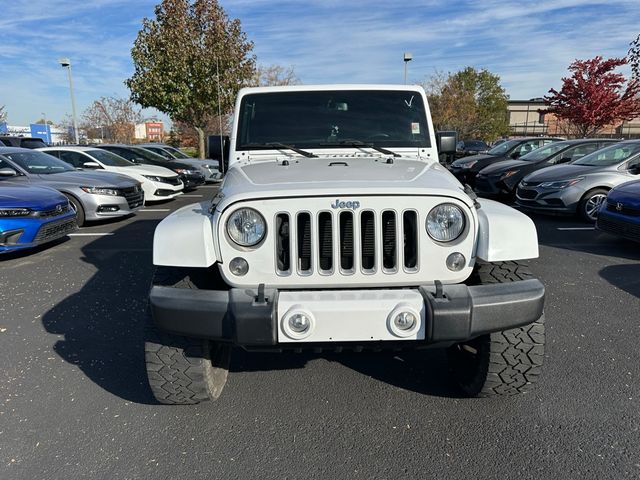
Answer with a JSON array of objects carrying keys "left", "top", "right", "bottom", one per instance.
[
  {"left": 447, "top": 137, "right": 640, "bottom": 242},
  {"left": 0, "top": 143, "right": 220, "bottom": 255}
]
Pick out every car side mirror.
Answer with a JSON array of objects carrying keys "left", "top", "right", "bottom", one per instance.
[
  {"left": 436, "top": 131, "right": 458, "bottom": 155},
  {"left": 207, "top": 135, "right": 230, "bottom": 174},
  {"left": 83, "top": 161, "right": 101, "bottom": 169},
  {"left": 629, "top": 165, "right": 640, "bottom": 175},
  {"left": 558, "top": 156, "right": 572, "bottom": 164},
  {"left": 511, "top": 151, "right": 521, "bottom": 159},
  {"left": 0, "top": 167, "right": 17, "bottom": 177}
]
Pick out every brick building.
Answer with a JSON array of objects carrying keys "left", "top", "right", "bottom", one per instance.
[{"left": 134, "top": 121, "right": 165, "bottom": 141}]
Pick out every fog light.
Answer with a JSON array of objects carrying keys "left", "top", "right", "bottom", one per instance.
[
  {"left": 446, "top": 252, "right": 466, "bottom": 271},
  {"left": 282, "top": 307, "right": 315, "bottom": 340},
  {"left": 229, "top": 257, "right": 249, "bottom": 276},
  {"left": 288, "top": 313, "right": 311, "bottom": 333},
  {"left": 393, "top": 311, "right": 416, "bottom": 331},
  {"left": 387, "top": 305, "right": 420, "bottom": 338}
]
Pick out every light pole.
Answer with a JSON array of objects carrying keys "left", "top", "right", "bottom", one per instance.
[
  {"left": 403, "top": 52, "right": 413, "bottom": 85},
  {"left": 41, "top": 112, "right": 51, "bottom": 144},
  {"left": 58, "top": 58, "right": 79, "bottom": 144}
]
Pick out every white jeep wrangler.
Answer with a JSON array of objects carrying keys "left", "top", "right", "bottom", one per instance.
[{"left": 147, "top": 85, "right": 545, "bottom": 404}]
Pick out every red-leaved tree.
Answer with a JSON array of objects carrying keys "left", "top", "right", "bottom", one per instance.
[{"left": 544, "top": 56, "right": 640, "bottom": 137}]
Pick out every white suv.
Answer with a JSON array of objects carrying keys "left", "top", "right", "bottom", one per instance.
[{"left": 146, "top": 85, "right": 546, "bottom": 404}]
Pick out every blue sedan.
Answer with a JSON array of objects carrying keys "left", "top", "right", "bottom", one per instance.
[
  {"left": 0, "top": 184, "right": 77, "bottom": 254},
  {"left": 596, "top": 179, "right": 640, "bottom": 242}
]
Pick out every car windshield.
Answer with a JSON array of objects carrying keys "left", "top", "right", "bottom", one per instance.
[
  {"left": 144, "top": 147, "right": 174, "bottom": 160},
  {"left": 2, "top": 150, "right": 75, "bottom": 174},
  {"left": 464, "top": 140, "right": 487, "bottom": 149},
  {"left": 163, "top": 146, "right": 191, "bottom": 159},
  {"left": 128, "top": 147, "right": 168, "bottom": 162},
  {"left": 237, "top": 90, "right": 430, "bottom": 150},
  {"left": 87, "top": 149, "right": 134, "bottom": 167},
  {"left": 572, "top": 143, "right": 640, "bottom": 166},
  {"left": 487, "top": 139, "right": 520, "bottom": 155},
  {"left": 520, "top": 142, "right": 570, "bottom": 162}
]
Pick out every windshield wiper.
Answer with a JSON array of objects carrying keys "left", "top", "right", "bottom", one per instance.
[
  {"left": 321, "top": 139, "right": 400, "bottom": 157},
  {"left": 244, "top": 142, "right": 317, "bottom": 158}
]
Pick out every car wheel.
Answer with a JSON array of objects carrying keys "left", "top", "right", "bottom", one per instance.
[
  {"left": 447, "top": 261, "right": 545, "bottom": 397},
  {"left": 145, "top": 266, "right": 231, "bottom": 405},
  {"left": 64, "top": 194, "right": 85, "bottom": 227},
  {"left": 579, "top": 188, "right": 608, "bottom": 222}
]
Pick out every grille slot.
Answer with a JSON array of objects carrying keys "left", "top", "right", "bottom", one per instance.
[
  {"left": 403, "top": 211, "right": 418, "bottom": 269},
  {"left": 276, "top": 213, "right": 290, "bottom": 273},
  {"left": 339, "top": 211, "right": 354, "bottom": 271},
  {"left": 297, "top": 212, "right": 312, "bottom": 272},
  {"left": 318, "top": 212, "right": 333, "bottom": 272},
  {"left": 381, "top": 211, "right": 397, "bottom": 270},
  {"left": 360, "top": 211, "right": 376, "bottom": 271}
]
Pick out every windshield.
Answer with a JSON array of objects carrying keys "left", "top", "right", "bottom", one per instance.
[
  {"left": 163, "top": 146, "right": 191, "bottom": 159},
  {"left": 87, "top": 149, "right": 134, "bottom": 167},
  {"left": 520, "top": 142, "right": 569, "bottom": 162},
  {"left": 487, "top": 139, "right": 520, "bottom": 155},
  {"left": 2, "top": 150, "right": 75, "bottom": 174},
  {"left": 572, "top": 143, "right": 640, "bottom": 166},
  {"left": 144, "top": 146, "right": 174, "bottom": 160},
  {"left": 463, "top": 140, "right": 487, "bottom": 149},
  {"left": 237, "top": 90, "right": 430, "bottom": 150},
  {"left": 129, "top": 147, "right": 168, "bottom": 162}
]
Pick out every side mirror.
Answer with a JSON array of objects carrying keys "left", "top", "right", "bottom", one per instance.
[
  {"left": 207, "top": 135, "right": 230, "bottom": 174},
  {"left": 511, "top": 151, "right": 521, "bottom": 159},
  {"left": 558, "top": 156, "right": 572, "bottom": 164},
  {"left": 83, "top": 161, "right": 101, "bottom": 169},
  {"left": 629, "top": 165, "right": 640, "bottom": 175},
  {"left": 436, "top": 131, "right": 458, "bottom": 155},
  {"left": 0, "top": 167, "right": 17, "bottom": 177}
]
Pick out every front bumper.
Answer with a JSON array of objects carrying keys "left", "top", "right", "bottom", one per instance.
[
  {"left": 596, "top": 209, "right": 640, "bottom": 242},
  {"left": 149, "top": 280, "right": 545, "bottom": 349},
  {"left": 515, "top": 185, "right": 583, "bottom": 214},
  {"left": 179, "top": 172, "right": 206, "bottom": 189},
  {"left": 0, "top": 214, "right": 77, "bottom": 253},
  {"left": 83, "top": 193, "right": 144, "bottom": 220}
]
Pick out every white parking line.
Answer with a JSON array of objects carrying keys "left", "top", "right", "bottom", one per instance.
[
  {"left": 69, "top": 233, "right": 115, "bottom": 237},
  {"left": 140, "top": 209, "right": 171, "bottom": 212},
  {"left": 557, "top": 227, "right": 595, "bottom": 231}
]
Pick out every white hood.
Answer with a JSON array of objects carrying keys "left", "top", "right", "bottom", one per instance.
[
  {"left": 215, "top": 156, "right": 472, "bottom": 211},
  {"left": 110, "top": 164, "right": 176, "bottom": 177}
]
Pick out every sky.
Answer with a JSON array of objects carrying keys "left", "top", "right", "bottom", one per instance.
[{"left": 0, "top": 0, "right": 638, "bottom": 126}]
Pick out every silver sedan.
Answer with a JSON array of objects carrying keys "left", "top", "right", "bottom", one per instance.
[
  {"left": 516, "top": 140, "right": 640, "bottom": 221},
  {"left": 0, "top": 147, "right": 144, "bottom": 226}
]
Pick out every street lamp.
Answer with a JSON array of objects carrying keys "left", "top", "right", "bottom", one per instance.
[
  {"left": 403, "top": 52, "right": 413, "bottom": 85},
  {"left": 58, "top": 57, "right": 79, "bottom": 144}
]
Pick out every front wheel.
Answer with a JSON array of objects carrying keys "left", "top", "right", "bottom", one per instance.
[
  {"left": 64, "top": 194, "right": 85, "bottom": 227},
  {"left": 578, "top": 188, "right": 608, "bottom": 222},
  {"left": 447, "top": 261, "right": 545, "bottom": 397}
]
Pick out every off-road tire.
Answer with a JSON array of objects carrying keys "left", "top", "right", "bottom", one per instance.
[
  {"left": 145, "top": 266, "right": 231, "bottom": 405},
  {"left": 448, "top": 261, "right": 545, "bottom": 397}
]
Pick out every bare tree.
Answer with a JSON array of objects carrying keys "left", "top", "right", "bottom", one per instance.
[
  {"left": 82, "top": 96, "right": 143, "bottom": 143},
  {"left": 55, "top": 115, "right": 77, "bottom": 144},
  {"left": 252, "top": 64, "right": 301, "bottom": 87},
  {"left": 0, "top": 105, "right": 7, "bottom": 123}
]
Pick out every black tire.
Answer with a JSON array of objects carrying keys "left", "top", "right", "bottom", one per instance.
[
  {"left": 64, "top": 194, "right": 85, "bottom": 227},
  {"left": 448, "top": 261, "right": 545, "bottom": 397},
  {"left": 145, "top": 266, "right": 231, "bottom": 405},
  {"left": 578, "top": 188, "right": 608, "bottom": 222}
]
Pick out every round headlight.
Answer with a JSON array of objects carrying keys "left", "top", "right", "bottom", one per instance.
[
  {"left": 426, "top": 203, "right": 465, "bottom": 242},
  {"left": 226, "top": 208, "right": 266, "bottom": 247}
]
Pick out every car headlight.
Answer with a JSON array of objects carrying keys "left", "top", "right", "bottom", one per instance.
[
  {"left": 426, "top": 203, "right": 465, "bottom": 242},
  {"left": 501, "top": 170, "right": 518, "bottom": 180},
  {"left": 142, "top": 175, "right": 164, "bottom": 182},
  {"left": 539, "top": 177, "right": 583, "bottom": 189},
  {"left": 80, "top": 186, "right": 119, "bottom": 196},
  {"left": 0, "top": 208, "right": 31, "bottom": 217},
  {"left": 461, "top": 160, "right": 477, "bottom": 169},
  {"left": 174, "top": 168, "right": 194, "bottom": 175},
  {"left": 226, "top": 208, "right": 266, "bottom": 247}
]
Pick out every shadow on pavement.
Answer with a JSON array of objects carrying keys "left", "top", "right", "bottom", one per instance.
[
  {"left": 42, "top": 219, "right": 160, "bottom": 404},
  {"left": 599, "top": 264, "right": 640, "bottom": 298}
]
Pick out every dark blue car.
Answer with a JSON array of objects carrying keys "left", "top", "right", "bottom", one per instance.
[
  {"left": 0, "top": 184, "right": 77, "bottom": 254},
  {"left": 596, "top": 180, "right": 640, "bottom": 242}
]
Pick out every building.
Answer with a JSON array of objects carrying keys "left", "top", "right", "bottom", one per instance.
[
  {"left": 0, "top": 122, "right": 72, "bottom": 144},
  {"left": 134, "top": 121, "right": 165, "bottom": 141},
  {"left": 507, "top": 99, "right": 640, "bottom": 138}
]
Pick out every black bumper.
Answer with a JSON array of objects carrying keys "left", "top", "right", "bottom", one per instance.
[
  {"left": 150, "top": 280, "right": 545, "bottom": 348},
  {"left": 179, "top": 173, "right": 206, "bottom": 189}
]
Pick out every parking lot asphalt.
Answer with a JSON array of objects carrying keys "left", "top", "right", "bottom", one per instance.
[{"left": 1, "top": 185, "right": 639, "bottom": 480}]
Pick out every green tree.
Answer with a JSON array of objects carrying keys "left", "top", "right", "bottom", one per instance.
[
  {"left": 126, "top": 0, "right": 256, "bottom": 158},
  {"left": 425, "top": 67, "right": 509, "bottom": 141}
]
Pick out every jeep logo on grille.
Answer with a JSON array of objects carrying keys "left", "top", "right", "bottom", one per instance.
[{"left": 331, "top": 199, "right": 360, "bottom": 210}]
